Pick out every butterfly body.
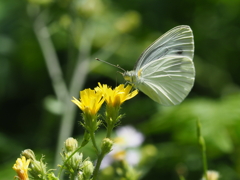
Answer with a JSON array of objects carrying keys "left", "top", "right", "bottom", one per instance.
[{"left": 122, "top": 25, "right": 195, "bottom": 106}]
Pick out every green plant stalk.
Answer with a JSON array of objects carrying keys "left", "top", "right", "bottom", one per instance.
[
  {"left": 92, "top": 151, "right": 105, "bottom": 180},
  {"left": 197, "top": 120, "right": 208, "bottom": 180},
  {"left": 92, "top": 111, "right": 119, "bottom": 179},
  {"left": 201, "top": 137, "right": 208, "bottom": 180},
  {"left": 106, "top": 124, "right": 114, "bottom": 138},
  {"left": 90, "top": 132, "right": 100, "bottom": 155}
]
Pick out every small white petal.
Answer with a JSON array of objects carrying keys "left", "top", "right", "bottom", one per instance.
[
  {"left": 126, "top": 149, "right": 141, "bottom": 166},
  {"left": 116, "top": 126, "right": 144, "bottom": 148}
]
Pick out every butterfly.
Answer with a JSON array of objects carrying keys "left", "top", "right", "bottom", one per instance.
[{"left": 122, "top": 25, "right": 195, "bottom": 106}]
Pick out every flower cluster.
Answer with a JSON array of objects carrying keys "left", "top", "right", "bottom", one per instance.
[
  {"left": 71, "top": 83, "right": 138, "bottom": 179},
  {"left": 72, "top": 83, "right": 138, "bottom": 116},
  {"left": 61, "top": 137, "right": 94, "bottom": 180},
  {"left": 72, "top": 83, "right": 138, "bottom": 135},
  {"left": 13, "top": 83, "right": 139, "bottom": 180}
]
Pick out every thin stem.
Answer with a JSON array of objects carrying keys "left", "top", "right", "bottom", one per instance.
[
  {"left": 201, "top": 136, "right": 208, "bottom": 180},
  {"left": 92, "top": 151, "right": 105, "bottom": 180},
  {"left": 106, "top": 125, "right": 113, "bottom": 138},
  {"left": 90, "top": 132, "right": 100, "bottom": 155},
  {"left": 197, "top": 120, "right": 208, "bottom": 180}
]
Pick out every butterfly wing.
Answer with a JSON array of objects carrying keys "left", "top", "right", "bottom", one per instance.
[
  {"left": 135, "top": 25, "right": 194, "bottom": 71},
  {"left": 135, "top": 56, "right": 195, "bottom": 106}
]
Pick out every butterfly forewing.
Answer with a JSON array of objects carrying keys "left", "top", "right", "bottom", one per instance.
[{"left": 135, "top": 25, "right": 194, "bottom": 71}]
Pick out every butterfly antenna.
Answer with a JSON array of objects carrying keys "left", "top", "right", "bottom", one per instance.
[{"left": 95, "top": 58, "right": 126, "bottom": 72}]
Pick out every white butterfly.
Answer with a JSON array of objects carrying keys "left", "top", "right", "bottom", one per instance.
[{"left": 123, "top": 25, "right": 195, "bottom": 106}]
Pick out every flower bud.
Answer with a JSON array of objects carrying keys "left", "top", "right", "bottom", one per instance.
[
  {"left": 28, "top": 156, "right": 47, "bottom": 179},
  {"left": 47, "top": 172, "right": 59, "bottom": 180},
  {"left": 101, "top": 138, "right": 113, "bottom": 155},
  {"left": 65, "top": 137, "right": 78, "bottom": 152},
  {"left": 21, "top": 149, "right": 47, "bottom": 179},
  {"left": 63, "top": 152, "right": 83, "bottom": 172},
  {"left": 82, "top": 160, "right": 94, "bottom": 179},
  {"left": 21, "top": 149, "right": 36, "bottom": 160}
]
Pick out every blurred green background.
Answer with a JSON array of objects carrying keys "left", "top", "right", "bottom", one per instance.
[{"left": 1, "top": 0, "right": 240, "bottom": 179}]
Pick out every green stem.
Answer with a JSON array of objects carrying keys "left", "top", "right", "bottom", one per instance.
[
  {"left": 92, "top": 151, "right": 105, "bottom": 180},
  {"left": 90, "top": 132, "right": 100, "bottom": 155},
  {"left": 92, "top": 117, "right": 115, "bottom": 179},
  {"left": 106, "top": 124, "right": 113, "bottom": 138},
  {"left": 201, "top": 137, "right": 208, "bottom": 180},
  {"left": 197, "top": 120, "right": 208, "bottom": 180}
]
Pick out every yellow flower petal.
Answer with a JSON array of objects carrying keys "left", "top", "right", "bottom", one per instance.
[
  {"left": 96, "top": 83, "right": 138, "bottom": 107},
  {"left": 13, "top": 156, "right": 30, "bottom": 180},
  {"left": 72, "top": 88, "right": 105, "bottom": 115}
]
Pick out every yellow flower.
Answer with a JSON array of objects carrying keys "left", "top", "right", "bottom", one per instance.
[
  {"left": 13, "top": 156, "right": 30, "bottom": 180},
  {"left": 72, "top": 88, "right": 105, "bottom": 115},
  {"left": 96, "top": 83, "right": 138, "bottom": 107}
]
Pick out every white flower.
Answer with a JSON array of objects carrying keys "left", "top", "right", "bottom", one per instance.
[
  {"left": 201, "top": 170, "right": 220, "bottom": 180},
  {"left": 100, "top": 126, "right": 144, "bottom": 169},
  {"left": 126, "top": 149, "right": 141, "bottom": 166},
  {"left": 115, "top": 125, "right": 144, "bottom": 148}
]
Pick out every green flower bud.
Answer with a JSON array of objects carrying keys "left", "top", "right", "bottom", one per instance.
[
  {"left": 63, "top": 152, "right": 83, "bottom": 173},
  {"left": 21, "top": 149, "right": 36, "bottom": 160},
  {"left": 101, "top": 138, "right": 113, "bottom": 155},
  {"left": 65, "top": 137, "right": 78, "bottom": 152},
  {"left": 47, "top": 172, "right": 59, "bottom": 180},
  {"left": 28, "top": 156, "right": 47, "bottom": 179},
  {"left": 82, "top": 160, "right": 94, "bottom": 179},
  {"left": 21, "top": 149, "right": 48, "bottom": 179}
]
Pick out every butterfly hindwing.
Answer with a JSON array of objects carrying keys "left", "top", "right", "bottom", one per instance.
[{"left": 135, "top": 56, "right": 195, "bottom": 106}]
